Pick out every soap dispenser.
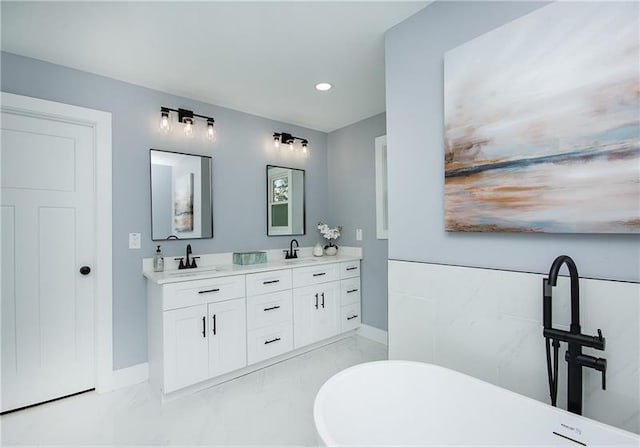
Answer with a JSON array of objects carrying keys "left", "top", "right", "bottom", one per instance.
[{"left": 153, "top": 245, "right": 164, "bottom": 272}]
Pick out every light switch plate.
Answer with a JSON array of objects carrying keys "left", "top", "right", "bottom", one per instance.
[
  {"left": 356, "top": 228, "right": 363, "bottom": 241},
  {"left": 129, "top": 233, "right": 141, "bottom": 249}
]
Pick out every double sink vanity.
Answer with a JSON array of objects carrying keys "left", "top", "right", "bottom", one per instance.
[
  {"left": 146, "top": 149, "right": 359, "bottom": 396},
  {"left": 143, "top": 247, "right": 362, "bottom": 396}
]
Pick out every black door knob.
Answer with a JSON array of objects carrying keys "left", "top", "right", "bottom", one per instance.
[{"left": 79, "top": 266, "right": 91, "bottom": 275}]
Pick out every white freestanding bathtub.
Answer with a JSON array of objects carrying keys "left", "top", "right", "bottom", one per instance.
[{"left": 314, "top": 361, "right": 639, "bottom": 446}]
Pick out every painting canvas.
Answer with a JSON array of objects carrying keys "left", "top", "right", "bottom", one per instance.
[
  {"left": 174, "top": 173, "right": 194, "bottom": 232},
  {"left": 444, "top": 2, "right": 639, "bottom": 233}
]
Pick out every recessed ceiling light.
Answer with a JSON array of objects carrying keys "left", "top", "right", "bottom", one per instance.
[{"left": 315, "top": 82, "right": 332, "bottom": 91}]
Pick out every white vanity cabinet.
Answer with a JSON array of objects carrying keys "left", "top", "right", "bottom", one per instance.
[
  {"left": 207, "top": 298, "right": 247, "bottom": 378},
  {"left": 292, "top": 263, "right": 341, "bottom": 348},
  {"left": 162, "top": 304, "right": 210, "bottom": 392},
  {"left": 339, "top": 261, "right": 362, "bottom": 331},
  {"left": 245, "top": 269, "right": 294, "bottom": 365},
  {"left": 148, "top": 275, "right": 247, "bottom": 394},
  {"left": 293, "top": 282, "right": 341, "bottom": 348},
  {"left": 145, "top": 253, "right": 362, "bottom": 396}
]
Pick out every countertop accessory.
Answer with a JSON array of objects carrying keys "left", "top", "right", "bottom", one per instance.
[{"left": 233, "top": 251, "right": 268, "bottom": 265}]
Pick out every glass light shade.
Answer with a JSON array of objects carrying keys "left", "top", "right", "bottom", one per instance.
[
  {"left": 289, "top": 141, "right": 294, "bottom": 151},
  {"left": 206, "top": 121, "right": 216, "bottom": 141},
  {"left": 159, "top": 111, "right": 171, "bottom": 133},
  {"left": 183, "top": 119, "right": 194, "bottom": 138},
  {"left": 274, "top": 136, "right": 280, "bottom": 149}
]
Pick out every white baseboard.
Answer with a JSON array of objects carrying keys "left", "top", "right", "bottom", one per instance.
[
  {"left": 109, "top": 362, "right": 149, "bottom": 390},
  {"left": 358, "top": 324, "right": 388, "bottom": 345}
]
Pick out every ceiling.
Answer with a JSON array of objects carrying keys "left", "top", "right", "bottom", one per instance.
[{"left": 1, "top": 1, "right": 428, "bottom": 132}]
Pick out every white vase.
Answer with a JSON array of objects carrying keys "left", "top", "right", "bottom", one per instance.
[
  {"left": 324, "top": 245, "right": 338, "bottom": 256},
  {"left": 313, "top": 242, "right": 324, "bottom": 257}
]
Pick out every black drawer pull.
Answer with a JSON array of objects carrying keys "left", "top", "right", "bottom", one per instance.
[
  {"left": 202, "top": 316, "right": 206, "bottom": 337},
  {"left": 263, "top": 305, "right": 281, "bottom": 312},
  {"left": 212, "top": 314, "right": 217, "bottom": 335},
  {"left": 346, "top": 267, "right": 358, "bottom": 271},
  {"left": 313, "top": 272, "right": 326, "bottom": 277},
  {"left": 347, "top": 315, "right": 359, "bottom": 320},
  {"left": 347, "top": 288, "right": 359, "bottom": 293},
  {"left": 263, "top": 279, "right": 280, "bottom": 285},
  {"left": 198, "top": 288, "right": 220, "bottom": 294},
  {"left": 264, "top": 337, "right": 281, "bottom": 345}
]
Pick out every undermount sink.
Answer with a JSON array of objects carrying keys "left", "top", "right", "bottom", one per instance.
[
  {"left": 284, "top": 258, "right": 319, "bottom": 265},
  {"left": 165, "top": 267, "right": 218, "bottom": 277}
]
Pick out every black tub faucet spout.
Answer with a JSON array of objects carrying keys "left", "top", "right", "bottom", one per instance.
[{"left": 542, "top": 255, "right": 606, "bottom": 416}]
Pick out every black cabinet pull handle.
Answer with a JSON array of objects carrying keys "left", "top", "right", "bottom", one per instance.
[
  {"left": 263, "top": 279, "right": 280, "bottom": 285},
  {"left": 202, "top": 316, "right": 206, "bottom": 338},
  {"left": 321, "top": 292, "right": 325, "bottom": 308},
  {"left": 79, "top": 266, "right": 91, "bottom": 275},
  {"left": 212, "top": 314, "right": 217, "bottom": 335},
  {"left": 346, "top": 267, "right": 358, "bottom": 271},
  {"left": 313, "top": 272, "right": 326, "bottom": 277},
  {"left": 347, "top": 315, "right": 359, "bottom": 321},
  {"left": 199, "top": 288, "right": 220, "bottom": 294},
  {"left": 264, "top": 305, "right": 281, "bottom": 312},
  {"left": 264, "top": 337, "right": 281, "bottom": 345},
  {"left": 347, "top": 288, "right": 359, "bottom": 294},
  {"left": 314, "top": 293, "right": 319, "bottom": 309}
]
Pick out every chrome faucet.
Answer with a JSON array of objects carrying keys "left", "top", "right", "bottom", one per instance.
[
  {"left": 175, "top": 244, "right": 200, "bottom": 269},
  {"left": 285, "top": 239, "right": 299, "bottom": 259},
  {"left": 542, "top": 255, "right": 606, "bottom": 415}
]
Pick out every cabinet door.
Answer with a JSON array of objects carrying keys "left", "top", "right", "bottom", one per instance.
[
  {"left": 293, "top": 282, "right": 340, "bottom": 349},
  {"left": 315, "top": 281, "right": 340, "bottom": 340},
  {"left": 163, "top": 304, "right": 209, "bottom": 393},
  {"left": 208, "top": 298, "right": 247, "bottom": 378}
]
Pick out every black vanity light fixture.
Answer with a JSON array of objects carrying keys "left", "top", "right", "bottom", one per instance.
[
  {"left": 273, "top": 132, "right": 309, "bottom": 155},
  {"left": 160, "top": 107, "right": 216, "bottom": 141}
]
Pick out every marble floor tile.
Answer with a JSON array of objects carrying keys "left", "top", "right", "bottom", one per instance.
[{"left": 0, "top": 335, "right": 387, "bottom": 446}]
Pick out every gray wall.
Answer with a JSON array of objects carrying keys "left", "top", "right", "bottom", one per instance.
[
  {"left": 385, "top": 1, "right": 640, "bottom": 283},
  {"left": 328, "top": 113, "right": 388, "bottom": 330},
  {"left": 1, "top": 51, "right": 329, "bottom": 369}
]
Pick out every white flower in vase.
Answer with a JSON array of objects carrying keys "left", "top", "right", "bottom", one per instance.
[{"left": 317, "top": 222, "right": 342, "bottom": 254}]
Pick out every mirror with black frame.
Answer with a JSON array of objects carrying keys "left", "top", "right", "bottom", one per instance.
[
  {"left": 150, "top": 149, "right": 213, "bottom": 240},
  {"left": 266, "top": 165, "right": 305, "bottom": 236}
]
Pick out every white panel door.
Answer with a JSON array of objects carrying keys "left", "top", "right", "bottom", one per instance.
[
  {"left": 162, "top": 304, "right": 209, "bottom": 393},
  {"left": 1, "top": 110, "right": 96, "bottom": 412},
  {"left": 208, "top": 299, "right": 247, "bottom": 378}
]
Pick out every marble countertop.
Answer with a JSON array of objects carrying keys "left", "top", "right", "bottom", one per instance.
[{"left": 143, "top": 247, "right": 362, "bottom": 285}]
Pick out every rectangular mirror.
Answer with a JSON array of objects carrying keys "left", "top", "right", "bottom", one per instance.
[
  {"left": 150, "top": 149, "right": 213, "bottom": 240},
  {"left": 266, "top": 165, "right": 305, "bottom": 236}
]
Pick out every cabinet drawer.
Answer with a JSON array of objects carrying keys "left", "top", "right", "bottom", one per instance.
[
  {"left": 247, "top": 322, "right": 293, "bottom": 365},
  {"left": 341, "top": 277, "right": 361, "bottom": 306},
  {"left": 247, "top": 290, "right": 293, "bottom": 330},
  {"left": 340, "top": 261, "right": 360, "bottom": 279},
  {"left": 162, "top": 275, "right": 245, "bottom": 311},
  {"left": 292, "top": 263, "right": 339, "bottom": 287},
  {"left": 341, "top": 302, "right": 361, "bottom": 332},
  {"left": 246, "top": 269, "right": 292, "bottom": 296}
]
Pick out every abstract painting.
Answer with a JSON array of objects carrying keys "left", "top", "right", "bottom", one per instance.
[
  {"left": 174, "top": 173, "right": 194, "bottom": 232},
  {"left": 444, "top": 2, "right": 639, "bottom": 233}
]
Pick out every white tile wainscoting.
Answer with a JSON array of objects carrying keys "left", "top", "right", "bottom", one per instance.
[{"left": 388, "top": 260, "right": 639, "bottom": 434}]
